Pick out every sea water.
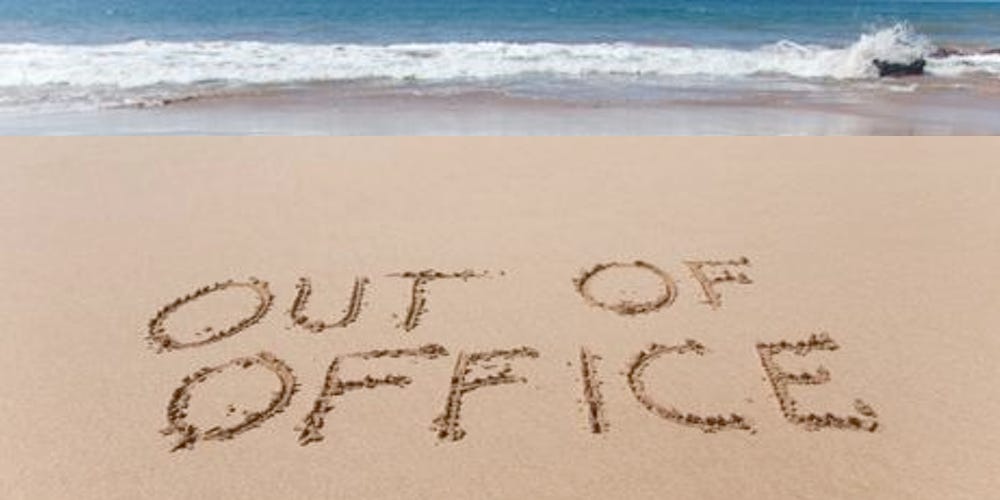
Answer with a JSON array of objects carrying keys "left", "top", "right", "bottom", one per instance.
[{"left": 0, "top": 0, "right": 998, "bottom": 125}]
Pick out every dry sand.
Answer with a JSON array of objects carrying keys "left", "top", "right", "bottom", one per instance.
[{"left": 1, "top": 138, "right": 998, "bottom": 499}]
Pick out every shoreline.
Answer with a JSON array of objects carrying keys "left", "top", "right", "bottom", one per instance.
[
  {"left": 4, "top": 22, "right": 999, "bottom": 135},
  {"left": 5, "top": 84, "right": 999, "bottom": 135}
]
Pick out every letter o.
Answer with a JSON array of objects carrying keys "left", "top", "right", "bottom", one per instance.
[
  {"left": 146, "top": 278, "right": 273, "bottom": 352},
  {"left": 574, "top": 261, "right": 677, "bottom": 315},
  {"left": 163, "top": 351, "right": 296, "bottom": 451}
]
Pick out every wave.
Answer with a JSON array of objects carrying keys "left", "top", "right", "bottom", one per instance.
[{"left": 0, "top": 24, "right": 997, "bottom": 111}]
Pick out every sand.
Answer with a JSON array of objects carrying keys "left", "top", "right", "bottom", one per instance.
[
  {"left": 5, "top": 83, "right": 1000, "bottom": 135},
  {"left": 1, "top": 138, "right": 998, "bottom": 499}
]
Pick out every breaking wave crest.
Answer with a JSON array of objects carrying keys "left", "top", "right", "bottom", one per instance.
[{"left": 0, "top": 24, "right": 996, "bottom": 111}]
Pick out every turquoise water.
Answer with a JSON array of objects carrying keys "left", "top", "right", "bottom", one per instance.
[
  {"left": 0, "top": 0, "right": 997, "bottom": 46},
  {"left": 0, "top": 0, "right": 998, "bottom": 116}
]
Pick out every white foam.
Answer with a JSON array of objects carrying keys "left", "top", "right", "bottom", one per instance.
[
  {"left": 0, "top": 24, "right": 994, "bottom": 112},
  {"left": 0, "top": 24, "right": 951, "bottom": 86},
  {"left": 927, "top": 53, "right": 1000, "bottom": 77}
]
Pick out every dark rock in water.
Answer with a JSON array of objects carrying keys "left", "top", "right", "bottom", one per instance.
[
  {"left": 929, "top": 47, "right": 964, "bottom": 58},
  {"left": 872, "top": 58, "right": 926, "bottom": 77}
]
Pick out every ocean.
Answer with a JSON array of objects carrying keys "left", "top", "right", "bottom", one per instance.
[{"left": 1, "top": 0, "right": 998, "bottom": 133}]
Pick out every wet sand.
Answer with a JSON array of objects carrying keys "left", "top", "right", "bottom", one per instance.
[
  {"left": 1, "top": 138, "right": 999, "bottom": 499},
  {"left": 4, "top": 82, "right": 1000, "bottom": 135}
]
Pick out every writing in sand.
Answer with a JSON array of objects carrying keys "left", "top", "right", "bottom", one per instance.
[{"left": 144, "top": 257, "right": 879, "bottom": 452}]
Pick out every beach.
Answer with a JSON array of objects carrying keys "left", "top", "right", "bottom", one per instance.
[
  {"left": 1, "top": 0, "right": 999, "bottom": 134},
  {"left": 2, "top": 138, "right": 998, "bottom": 498},
  {"left": 5, "top": 79, "right": 1000, "bottom": 135}
]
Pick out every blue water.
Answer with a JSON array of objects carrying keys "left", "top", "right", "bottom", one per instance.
[
  {"left": 1, "top": 0, "right": 998, "bottom": 47},
  {"left": 1, "top": 0, "right": 998, "bottom": 120}
]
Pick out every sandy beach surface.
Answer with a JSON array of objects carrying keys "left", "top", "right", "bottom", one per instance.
[
  {"left": 5, "top": 83, "right": 1000, "bottom": 135},
  {"left": 1, "top": 138, "right": 998, "bottom": 499}
]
